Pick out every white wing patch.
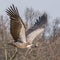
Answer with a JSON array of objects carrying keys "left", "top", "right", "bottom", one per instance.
[
  {"left": 19, "top": 22, "right": 27, "bottom": 43},
  {"left": 27, "top": 28, "right": 44, "bottom": 44}
]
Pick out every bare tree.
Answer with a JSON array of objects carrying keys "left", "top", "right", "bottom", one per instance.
[
  {"left": 25, "top": 8, "right": 41, "bottom": 29},
  {"left": 25, "top": 8, "right": 34, "bottom": 29},
  {"left": 53, "top": 18, "right": 60, "bottom": 36}
]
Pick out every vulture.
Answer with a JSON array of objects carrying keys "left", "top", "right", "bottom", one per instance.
[{"left": 6, "top": 4, "right": 47, "bottom": 49}]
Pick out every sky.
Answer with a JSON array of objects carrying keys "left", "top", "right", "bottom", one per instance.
[{"left": 0, "top": 0, "right": 60, "bottom": 19}]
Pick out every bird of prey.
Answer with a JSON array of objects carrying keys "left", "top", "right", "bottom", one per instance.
[{"left": 6, "top": 4, "right": 47, "bottom": 49}]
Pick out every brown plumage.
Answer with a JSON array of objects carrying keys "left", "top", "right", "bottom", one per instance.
[
  {"left": 6, "top": 4, "right": 46, "bottom": 49},
  {"left": 6, "top": 4, "right": 26, "bottom": 42}
]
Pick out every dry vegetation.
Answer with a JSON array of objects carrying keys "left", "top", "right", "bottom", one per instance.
[{"left": 0, "top": 16, "right": 60, "bottom": 60}]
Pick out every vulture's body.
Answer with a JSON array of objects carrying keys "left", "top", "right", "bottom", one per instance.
[{"left": 6, "top": 4, "right": 47, "bottom": 48}]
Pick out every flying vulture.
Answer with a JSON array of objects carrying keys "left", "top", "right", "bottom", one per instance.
[{"left": 6, "top": 4, "right": 47, "bottom": 49}]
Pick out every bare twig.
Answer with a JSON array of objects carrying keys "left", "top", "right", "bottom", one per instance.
[
  {"left": 25, "top": 48, "right": 32, "bottom": 57},
  {"left": 5, "top": 47, "right": 8, "bottom": 60},
  {"left": 10, "top": 47, "right": 18, "bottom": 60}
]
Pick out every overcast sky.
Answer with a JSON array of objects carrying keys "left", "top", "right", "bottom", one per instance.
[{"left": 0, "top": 0, "right": 60, "bottom": 19}]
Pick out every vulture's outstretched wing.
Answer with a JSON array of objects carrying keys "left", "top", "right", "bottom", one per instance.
[
  {"left": 6, "top": 4, "right": 26, "bottom": 43},
  {"left": 26, "top": 13, "right": 47, "bottom": 47},
  {"left": 27, "top": 28, "right": 44, "bottom": 44},
  {"left": 26, "top": 13, "right": 47, "bottom": 35}
]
